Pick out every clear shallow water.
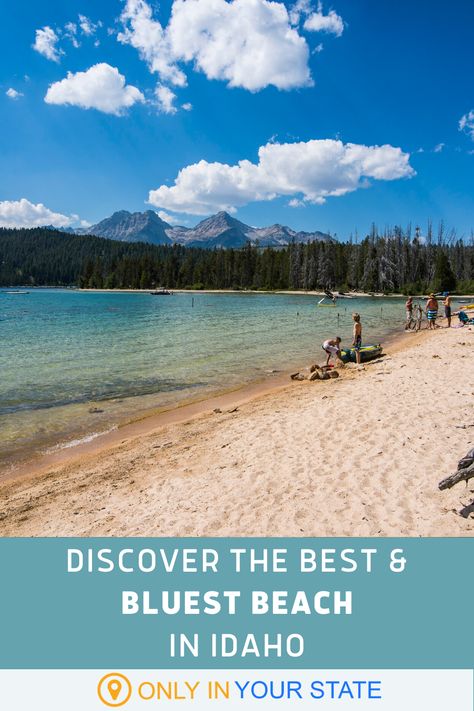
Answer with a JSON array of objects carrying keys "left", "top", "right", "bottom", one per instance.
[{"left": 1, "top": 289, "right": 411, "bottom": 471}]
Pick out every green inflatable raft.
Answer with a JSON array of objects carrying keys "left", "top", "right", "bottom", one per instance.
[{"left": 341, "top": 344, "right": 383, "bottom": 363}]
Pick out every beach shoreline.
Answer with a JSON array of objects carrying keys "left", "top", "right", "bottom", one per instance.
[
  {"left": 1, "top": 320, "right": 473, "bottom": 537},
  {"left": 0, "top": 318, "right": 411, "bottom": 485},
  {"left": 19, "top": 287, "right": 474, "bottom": 299},
  {"left": 0, "top": 372, "right": 293, "bottom": 484}
]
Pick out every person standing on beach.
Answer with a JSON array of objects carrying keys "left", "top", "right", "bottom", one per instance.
[
  {"left": 426, "top": 293, "right": 439, "bottom": 329},
  {"left": 352, "top": 313, "right": 362, "bottom": 365},
  {"left": 405, "top": 296, "right": 413, "bottom": 330},
  {"left": 322, "top": 337, "right": 344, "bottom": 367},
  {"left": 443, "top": 293, "right": 452, "bottom": 328}
]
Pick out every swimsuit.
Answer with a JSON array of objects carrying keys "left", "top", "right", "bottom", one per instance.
[
  {"left": 427, "top": 309, "right": 438, "bottom": 321},
  {"left": 444, "top": 306, "right": 451, "bottom": 318},
  {"left": 354, "top": 335, "right": 362, "bottom": 350}
]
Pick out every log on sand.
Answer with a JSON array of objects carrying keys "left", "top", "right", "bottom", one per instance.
[{"left": 439, "top": 448, "right": 474, "bottom": 490}]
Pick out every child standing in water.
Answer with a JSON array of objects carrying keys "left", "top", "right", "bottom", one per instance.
[{"left": 352, "top": 312, "right": 362, "bottom": 365}]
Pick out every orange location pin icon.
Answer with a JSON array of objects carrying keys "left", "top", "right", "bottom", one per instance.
[
  {"left": 98, "top": 673, "right": 132, "bottom": 707},
  {"left": 108, "top": 679, "right": 122, "bottom": 702}
]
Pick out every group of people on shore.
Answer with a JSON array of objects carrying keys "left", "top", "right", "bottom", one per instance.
[
  {"left": 322, "top": 291, "right": 457, "bottom": 369},
  {"left": 405, "top": 293, "right": 452, "bottom": 330}
]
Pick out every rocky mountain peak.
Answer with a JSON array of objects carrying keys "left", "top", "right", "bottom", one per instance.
[{"left": 83, "top": 210, "right": 333, "bottom": 248}]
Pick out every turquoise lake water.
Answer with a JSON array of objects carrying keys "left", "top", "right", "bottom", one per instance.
[{"left": 0, "top": 289, "right": 419, "bottom": 472}]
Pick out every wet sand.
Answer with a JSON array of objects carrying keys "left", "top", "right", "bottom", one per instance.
[{"left": 0, "top": 323, "right": 473, "bottom": 536}]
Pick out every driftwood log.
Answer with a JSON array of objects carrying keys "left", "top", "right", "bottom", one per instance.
[{"left": 439, "top": 448, "right": 474, "bottom": 490}]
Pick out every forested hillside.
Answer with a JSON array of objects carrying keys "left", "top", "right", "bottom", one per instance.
[{"left": 1, "top": 225, "right": 473, "bottom": 293}]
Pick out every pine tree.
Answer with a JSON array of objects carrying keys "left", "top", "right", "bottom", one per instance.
[{"left": 433, "top": 252, "right": 456, "bottom": 292}]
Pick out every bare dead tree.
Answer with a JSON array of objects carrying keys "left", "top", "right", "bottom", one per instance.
[{"left": 439, "top": 448, "right": 474, "bottom": 490}]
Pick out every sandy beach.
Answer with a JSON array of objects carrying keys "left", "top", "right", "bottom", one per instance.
[{"left": 0, "top": 323, "right": 473, "bottom": 537}]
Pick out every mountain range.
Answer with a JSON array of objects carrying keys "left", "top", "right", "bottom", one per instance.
[{"left": 73, "top": 210, "right": 333, "bottom": 249}]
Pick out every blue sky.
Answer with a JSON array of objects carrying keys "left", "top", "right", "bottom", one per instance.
[{"left": 1, "top": 0, "right": 474, "bottom": 238}]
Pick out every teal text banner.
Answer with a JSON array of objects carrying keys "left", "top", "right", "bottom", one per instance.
[{"left": 0, "top": 538, "right": 472, "bottom": 669}]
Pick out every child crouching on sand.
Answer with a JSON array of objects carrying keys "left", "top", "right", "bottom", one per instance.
[
  {"left": 352, "top": 313, "right": 362, "bottom": 365},
  {"left": 322, "top": 337, "right": 345, "bottom": 367}
]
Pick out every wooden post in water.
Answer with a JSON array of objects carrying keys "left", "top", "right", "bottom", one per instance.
[{"left": 192, "top": 297, "right": 194, "bottom": 308}]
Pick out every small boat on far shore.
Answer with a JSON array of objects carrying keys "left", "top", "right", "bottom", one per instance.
[
  {"left": 317, "top": 288, "right": 353, "bottom": 306},
  {"left": 317, "top": 299, "right": 336, "bottom": 307},
  {"left": 150, "top": 288, "right": 173, "bottom": 296},
  {"left": 318, "top": 289, "right": 336, "bottom": 307}
]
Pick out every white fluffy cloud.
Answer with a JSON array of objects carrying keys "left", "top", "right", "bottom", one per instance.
[
  {"left": 119, "top": 0, "right": 313, "bottom": 92},
  {"left": 303, "top": 2, "right": 344, "bottom": 36},
  {"left": 116, "top": 0, "right": 345, "bottom": 111},
  {"left": 33, "top": 26, "right": 63, "bottom": 62},
  {"left": 0, "top": 199, "right": 77, "bottom": 228},
  {"left": 44, "top": 63, "right": 145, "bottom": 115},
  {"left": 148, "top": 139, "right": 415, "bottom": 215},
  {"left": 155, "top": 84, "right": 178, "bottom": 114},
  {"left": 167, "top": 0, "right": 312, "bottom": 91},
  {"left": 459, "top": 109, "right": 474, "bottom": 140},
  {"left": 6, "top": 88, "right": 23, "bottom": 100}
]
